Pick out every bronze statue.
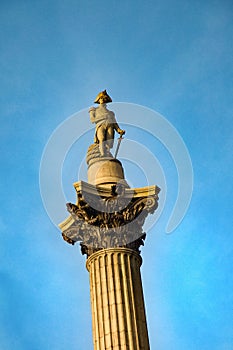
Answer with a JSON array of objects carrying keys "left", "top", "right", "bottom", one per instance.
[{"left": 89, "top": 90, "right": 125, "bottom": 157}]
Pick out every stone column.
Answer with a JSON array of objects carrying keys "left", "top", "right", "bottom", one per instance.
[
  {"left": 86, "top": 248, "right": 150, "bottom": 350},
  {"left": 58, "top": 95, "right": 160, "bottom": 350},
  {"left": 59, "top": 180, "right": 160, "bottom": 350}
]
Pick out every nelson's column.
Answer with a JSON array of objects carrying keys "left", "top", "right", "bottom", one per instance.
[{"left": 59, "top": 90, "right": 160, "bottom": 350}]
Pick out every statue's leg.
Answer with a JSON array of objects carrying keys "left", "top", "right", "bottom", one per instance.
[
  {"left": 96, "top": 126, "right": 106, "bottom": 156},
  {"left": 106, "top": 126, "right": 114, "bottom": 149}
]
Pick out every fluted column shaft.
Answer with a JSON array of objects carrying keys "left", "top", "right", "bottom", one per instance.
[{"left": 86, "top": 248, "right": 150, "bottom": 350}]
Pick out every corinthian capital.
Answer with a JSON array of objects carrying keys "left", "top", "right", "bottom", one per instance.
[{"left": 59, "top": 181, "right": 160, "bottom": 257}]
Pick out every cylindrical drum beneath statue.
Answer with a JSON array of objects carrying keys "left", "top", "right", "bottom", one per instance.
[
  {"left": 86, "top": 248, "right": 150, "bottom": 350},
  {"left": 87, "top": 158, "right": 129, "bottom": 188}
]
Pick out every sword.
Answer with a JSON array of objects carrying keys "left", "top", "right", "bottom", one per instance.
[{"left": 114, "top": 134, "right": 124, "bottom": 158}]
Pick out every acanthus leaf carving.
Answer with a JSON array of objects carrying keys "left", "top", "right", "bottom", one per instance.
[{"left": 61, "top": 188, "right": 159, "bottom": 257}]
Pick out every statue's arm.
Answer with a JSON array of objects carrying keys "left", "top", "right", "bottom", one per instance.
[
  {"left": 110, "top": 111, "right": 125, "bottom": 135},
  {"left": 89, "top": 107, "right": 96, "bottom": 124},
  {"left": 114, "top": 123, "right": 125, "bottom": 135}
]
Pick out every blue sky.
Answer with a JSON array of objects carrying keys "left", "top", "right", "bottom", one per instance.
[{"left": 1, "top": 1, "right": 233, "bottom": 349}]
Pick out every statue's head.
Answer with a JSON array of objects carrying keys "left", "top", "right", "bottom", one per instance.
[{"left": 94, "top": 90, "right": 112, "bottom": 104}]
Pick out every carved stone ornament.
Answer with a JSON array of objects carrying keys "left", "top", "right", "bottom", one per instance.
[{"left": 59, "top": 181, "right": 160, "bottom": 257}]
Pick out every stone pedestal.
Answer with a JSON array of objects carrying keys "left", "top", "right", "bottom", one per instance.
[
  {"left": 86, "top": 248, "right": 150, "bottom": 350},
  {"left": 88, "top": 158, "right": 129, "bottom": 189}
]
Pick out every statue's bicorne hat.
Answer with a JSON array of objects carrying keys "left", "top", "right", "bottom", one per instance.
[{"left": 94, "top": 90, "right": 112, "bottom": 104}]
